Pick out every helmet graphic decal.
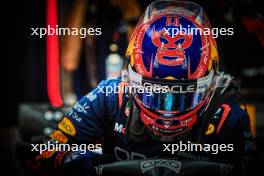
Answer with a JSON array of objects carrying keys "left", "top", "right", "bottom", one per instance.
[
  {"left": 132, "top": 15, "right": 211, "bottom": 79},
  {"left": 151, "top": 16, "right": 193, "bottom": 67}
]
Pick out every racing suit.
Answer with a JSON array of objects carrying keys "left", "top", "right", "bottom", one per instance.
[{"left": 24, "top": 79, "right": 258, "bottom": 175}]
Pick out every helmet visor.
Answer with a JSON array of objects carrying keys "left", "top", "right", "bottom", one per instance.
[{"left": 129, "top": 65, "right": 214, "bottom": 113}]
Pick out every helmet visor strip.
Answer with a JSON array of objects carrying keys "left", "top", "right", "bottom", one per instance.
[{"left": 128, "top": 64, "right": 214, "bottom": 114}]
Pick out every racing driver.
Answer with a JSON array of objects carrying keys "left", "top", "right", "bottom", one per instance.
[{"left": 22, "top": 0, "right": 260, "bottom": 175}]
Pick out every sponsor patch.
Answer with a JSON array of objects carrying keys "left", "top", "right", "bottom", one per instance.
[
  {"left": 141, "top": 159, "right": 181, "bottom": 174},
  {"left": 125, "top": 101, "right": 131, "bottom": 117},
  {"left": 36, "top": 150, "right": 56, "bottom": 160},
  {"left": 205, "top": 123, "right": 215, "bottom": 135},
  {"left": 50, "top": 130, "right": 68, "bottom": 143},
  {"left": 58, "top": 117, "right": 76, "bottom": 136}
]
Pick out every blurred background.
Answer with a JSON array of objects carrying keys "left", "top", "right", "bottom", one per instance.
[{"left": 2, "top": 0, "right": 264, "bottom": 175}]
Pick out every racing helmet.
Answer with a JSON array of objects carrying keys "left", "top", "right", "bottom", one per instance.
[{"left": 126, "top": 0, "right": 220, "bottom": 140}]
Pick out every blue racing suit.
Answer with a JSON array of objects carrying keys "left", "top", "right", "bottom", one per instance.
[{"left": 26, "top": 79, "right": 258, "bottom": 175}]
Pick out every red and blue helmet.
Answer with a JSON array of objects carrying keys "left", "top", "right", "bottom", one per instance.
[{"left": 126, "top": 0, "right": 219, "bottom": 140}]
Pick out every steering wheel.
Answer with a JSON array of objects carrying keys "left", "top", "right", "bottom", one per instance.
[{"left": 94, "top": 159, "right": 236, "bottom": 176}]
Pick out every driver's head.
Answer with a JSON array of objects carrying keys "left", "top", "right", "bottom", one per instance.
[{"left": 126, "top": 0, "right": 219, "bottom": 141}]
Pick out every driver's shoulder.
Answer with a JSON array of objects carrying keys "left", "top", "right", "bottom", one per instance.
[
  {"left": 203, "top": 100, "right": 249, "bottom": 138},
  {"left": 95, "top": 78, "right": 130, "bottom": 116},
  {"left": 221, "top": 100, "right": 249, "bottom": 127}
]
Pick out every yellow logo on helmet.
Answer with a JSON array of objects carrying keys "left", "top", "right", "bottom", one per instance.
[
  {"left": 126, "top": 34, "right": 136, "bottom": 67},
  {"left": 208, "top": 39, "right": 219, "bottom": 71},
  {"left": 164, "top": 76, "right": 176, "bottom": 80},
  {"left": 205, "top": 123, "right": 215, "bottom": 135},
  {"left": 58, "top": 117, "right": 76, "bottom": 136}
]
